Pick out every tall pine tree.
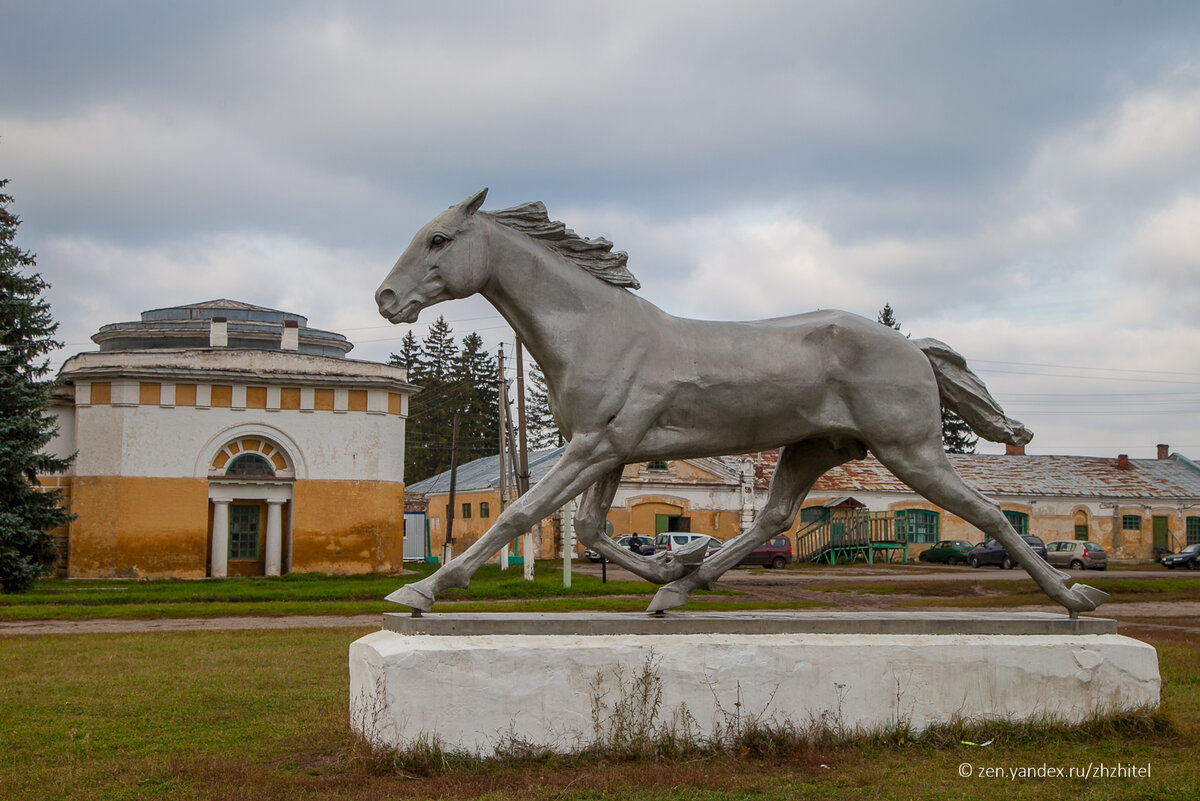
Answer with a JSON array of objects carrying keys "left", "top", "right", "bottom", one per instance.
[
  {"left": 876, "top": 303, "right": 977, "bottom": 454},
  {"left": 390, "top": 317, "right": 503, "bottom": 483},
  {"left": 524, "top": 363, "right": 562, "bottom": 449},
  {"left": 0, "top": 179, "right": 73, "bottom": 593},
  {"left": 453, "top": 332, "right": 499, "bottom": 469}
]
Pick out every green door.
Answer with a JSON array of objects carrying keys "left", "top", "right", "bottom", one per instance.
[{"left": 1153, "top": 517, "right": 1169, "bottom": 551}]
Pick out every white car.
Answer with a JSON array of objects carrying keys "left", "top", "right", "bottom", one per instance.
[{"left": 653, "top": 532, "right": 723, "bottom": 557}]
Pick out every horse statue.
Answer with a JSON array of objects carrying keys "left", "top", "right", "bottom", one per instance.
[{"left": 375, "top": 189, "right": 1108, "bottom": 617}]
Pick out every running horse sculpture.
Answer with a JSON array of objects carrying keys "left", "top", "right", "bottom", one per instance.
[{"left": 376, "top": 189, "right": 1108, "bottom": 617}]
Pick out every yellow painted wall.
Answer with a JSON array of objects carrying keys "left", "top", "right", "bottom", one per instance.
[
  {"left": 420, "top": 488, "right": 743, "bottom": 563},
  {"left": 68, "top": 476, "right": 211, "bottom": 578},
  {"left": 291, "top": 480, "right": 406, "bottom": 574}
]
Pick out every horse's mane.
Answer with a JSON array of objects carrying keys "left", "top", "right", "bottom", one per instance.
[{"left": 485, "top": 202, "right": 640, "bottom": 290}]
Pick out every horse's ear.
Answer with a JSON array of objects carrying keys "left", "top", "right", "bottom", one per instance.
[{"left": 458, "top": 188, "right": 488, "bottom": 217}]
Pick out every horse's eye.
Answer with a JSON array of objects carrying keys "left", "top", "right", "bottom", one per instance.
[{"left": 430, "top": 234, "right": 449, "bottom": 248}]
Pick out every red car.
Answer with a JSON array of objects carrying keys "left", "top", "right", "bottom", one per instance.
[{"left": 738, "top": 535, "right": 793, "bottom": 569}]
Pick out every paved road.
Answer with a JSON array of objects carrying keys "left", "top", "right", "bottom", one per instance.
[{"left": 572, "top": 561, "right": 1198, "bottom": 583}]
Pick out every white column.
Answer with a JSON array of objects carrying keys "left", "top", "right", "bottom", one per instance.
[
  {"left": 265, "top": 499, "right": 285, "bottom": 577},
  {"left": 211, "top": 498, "right": 232, "bottom": 578}
]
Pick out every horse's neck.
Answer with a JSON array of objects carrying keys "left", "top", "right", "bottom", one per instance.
[{"left": 481, "top": 221, "right": 649, "bottom": 376}]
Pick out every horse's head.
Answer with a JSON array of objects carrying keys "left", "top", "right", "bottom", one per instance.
[{"left": 376, "top": 189, "right": 490, "bottom": 324}]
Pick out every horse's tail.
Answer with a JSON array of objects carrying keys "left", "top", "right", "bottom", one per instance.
[{"left": 914, "top": 338, "right": 1033, "bottom": 447}]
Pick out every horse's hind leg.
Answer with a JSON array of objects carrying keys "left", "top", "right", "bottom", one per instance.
[
  {"left": 873, "top": 440, "right": 1108, "bottom": 615},
  {"left": 647, "top": 437, "right": 866, "bottom": 612},
  {"left": 575, "top": 467, "right": 694, "bottom": 584}
]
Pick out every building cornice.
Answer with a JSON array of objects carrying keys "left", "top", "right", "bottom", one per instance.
[{"left": 57, "top": 349, "right": 418, "bottom": 393}]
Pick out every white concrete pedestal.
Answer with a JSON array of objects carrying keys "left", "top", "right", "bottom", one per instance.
[{"left": 348, "top": 612, "right": 1160, "bottom": 758}]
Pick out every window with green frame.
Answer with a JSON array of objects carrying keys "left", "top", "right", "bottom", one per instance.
[
  {"left": 1002, "top": 511, "right": 1028, "bottom": 535},
  {"left": 462, "top": 503, "right": 471, "bottom": 519},
  {"left": 480, "top": 502, "right": 490, "bottom": 519},
  {"left": 1122, "top": 515, "right": 1142, "bottom": 530},
  {"left": 1074, "top": 524, "right": 1089, "bottom": 541},
  {"left": 799, "top": 507, "right": 827, "bottom": 524},
  {"left": 229, "top": 504, "right": 259, "bottom": 560},
  {"left": 899, "top": 509, "right": 939, "bottom": 543},
  {"left": 646, "top": 460, "right": 669, "bottom": 471},
  {"left": 1188, "top": 517, "right": 1200, "bottom": 545}
]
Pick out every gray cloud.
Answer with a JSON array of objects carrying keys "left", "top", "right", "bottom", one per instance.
[{"left": 3, "top": 1, "right": 1200, "bottom": 456}]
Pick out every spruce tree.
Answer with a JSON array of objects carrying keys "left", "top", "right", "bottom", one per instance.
[
  {"left": 0, "top": 179, "right": 73, "bottom": 593},
  {"left": 391, "top": 318, "right": 508, "bottom": 483},
  {"left": 876, "top": 303, "right": 977, "bottom": 454},
  {"left": 877, "top": 302, "right": 902, "bottom": 331},
  {"left": 524, "top": 363, "right": 562, "bottom": 449},
  {"left": 453, "top": 332, "right": 499, "bottom": 469}
]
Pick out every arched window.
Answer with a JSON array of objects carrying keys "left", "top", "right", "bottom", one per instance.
[{"left": 226, "top": 453, "right": 275, "bottom": 477}]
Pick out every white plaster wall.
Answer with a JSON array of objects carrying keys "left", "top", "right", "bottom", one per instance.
[
  {"left": 44, "top": 405, "right": 76, "bottom": 462},
  {"left": 71, "top": 403, "right": 406, "bottom": 482}
]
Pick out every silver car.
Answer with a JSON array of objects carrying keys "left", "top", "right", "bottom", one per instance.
[{"left": 1045, "top": 540, "right": 1108, "bottom": 570}]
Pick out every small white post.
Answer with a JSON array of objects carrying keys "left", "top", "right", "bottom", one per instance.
[
  {"left": 523, "top": 530, "right": 535, "bottom": 580},
  {"left": 562, "top": 499, "right": 574, "bottom": 588},
  {"left": 500, "top": 543, "right": 509, "bottom": 570}
]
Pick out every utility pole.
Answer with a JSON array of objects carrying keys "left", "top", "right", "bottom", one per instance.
[
  {"left": 497, "top": 345, "right": 510, "bottom": 570},
  {"left": 515, "top": 338, "right": 531, "bottom": 495},
  {"left": 443, "top": 413, "right": 460, "bottom": 566},
  {"left": 515, "top": 338, "right": 534, "bottom": 580}
]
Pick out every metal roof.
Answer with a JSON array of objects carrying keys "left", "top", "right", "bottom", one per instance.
[
  {"left": 407, "top": 447, "right": 567, "bottom": 495},
  {"left": 811, "top": 453, "right": 1200, "bottom": 501},
  {"left": 408, "top": 449, "right": 744, "bottom": 496},
  {"left": 409, "top": 446, "right": 1200, "bottom": 503}
]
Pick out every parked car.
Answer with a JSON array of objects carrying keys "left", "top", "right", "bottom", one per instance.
[
  {"left": 1162, "top": 543, "right": 1200, "bottom": 570},
  {"left": 967, "top": 535, "right": 1049, "bottom": 569},
  {"left": 653, "top": 532, "right": 723, "bottom": 557},
  {"left": 738, "top": 535, "right": 793, "bottom": 569},
  {"left": 582, "top": 534, "right": 653, "bottom": 563},
  {"left": 1045, "top": 540, "right": 1108, "bottom": 570},
  {"left": 917, "top": 540, "right": 974, "bottom": 565}
]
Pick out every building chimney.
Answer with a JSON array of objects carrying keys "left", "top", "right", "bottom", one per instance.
[
  {"left": 1157, "top": 443, "right": 1170, "bottom": 460},
  {"left": 1005, "top": 443, "right": 1025, "bottom": 456},
  {"left": 281, "top": 319, "right": 299, "bottom": 351},
  {"left": 209, "top": 317, "right": 228, "bottom": 347},
  {"left": 1117, "top": 454, "right": 1132, "bottom": 470}
]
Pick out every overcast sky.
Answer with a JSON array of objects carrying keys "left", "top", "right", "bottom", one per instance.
[{"left": 3, "top": 1, "right": 1199, "bottom": 457}]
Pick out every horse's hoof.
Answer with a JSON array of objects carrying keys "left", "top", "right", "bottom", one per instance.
[
  {"left": 1065, "top": 583, "right": 1108, "bottom": 612},
  {"left": 670, "top": 538, "right": 709, "bottom": 566},
  {"left": 647, "top": 584, "right": 691, "bottom": 613},
  {"left": 385, "top": 581, "right": 435, "bottom": 612}
]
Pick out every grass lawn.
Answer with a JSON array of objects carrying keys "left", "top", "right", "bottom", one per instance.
[
  {"left": 1, "top": 570, "right": 1196, "bottom": 799},
  {"left": 1, "top": 623, "right": 1195, "bottom": 800},
  {"left": 0, "top": 565, "right": 726, "bottom": 621}
]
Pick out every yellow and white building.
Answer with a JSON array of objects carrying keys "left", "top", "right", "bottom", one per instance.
[{"left": 43, "top": 300, "right": 417, "bottom": 578}]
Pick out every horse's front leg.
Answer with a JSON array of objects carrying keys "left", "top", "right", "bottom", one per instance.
[
  {"left": 574, "top": 467, "right": 694, "bottom": 584},
  {"left": 386, "top": 437, "right": 624, "bottom": 612}
]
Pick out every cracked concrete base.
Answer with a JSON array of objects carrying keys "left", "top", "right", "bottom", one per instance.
[{"left": 349, "top": 615, "right": 1160, "bottom": 757}]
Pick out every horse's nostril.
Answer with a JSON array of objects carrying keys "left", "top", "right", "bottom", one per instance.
[{"left": 377, "top": 287, "right": 397, "bottom": 308}]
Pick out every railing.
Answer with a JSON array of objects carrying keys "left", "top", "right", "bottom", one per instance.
[{"left": 795, "top": 511, "right": 908, "bottom": 563}]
